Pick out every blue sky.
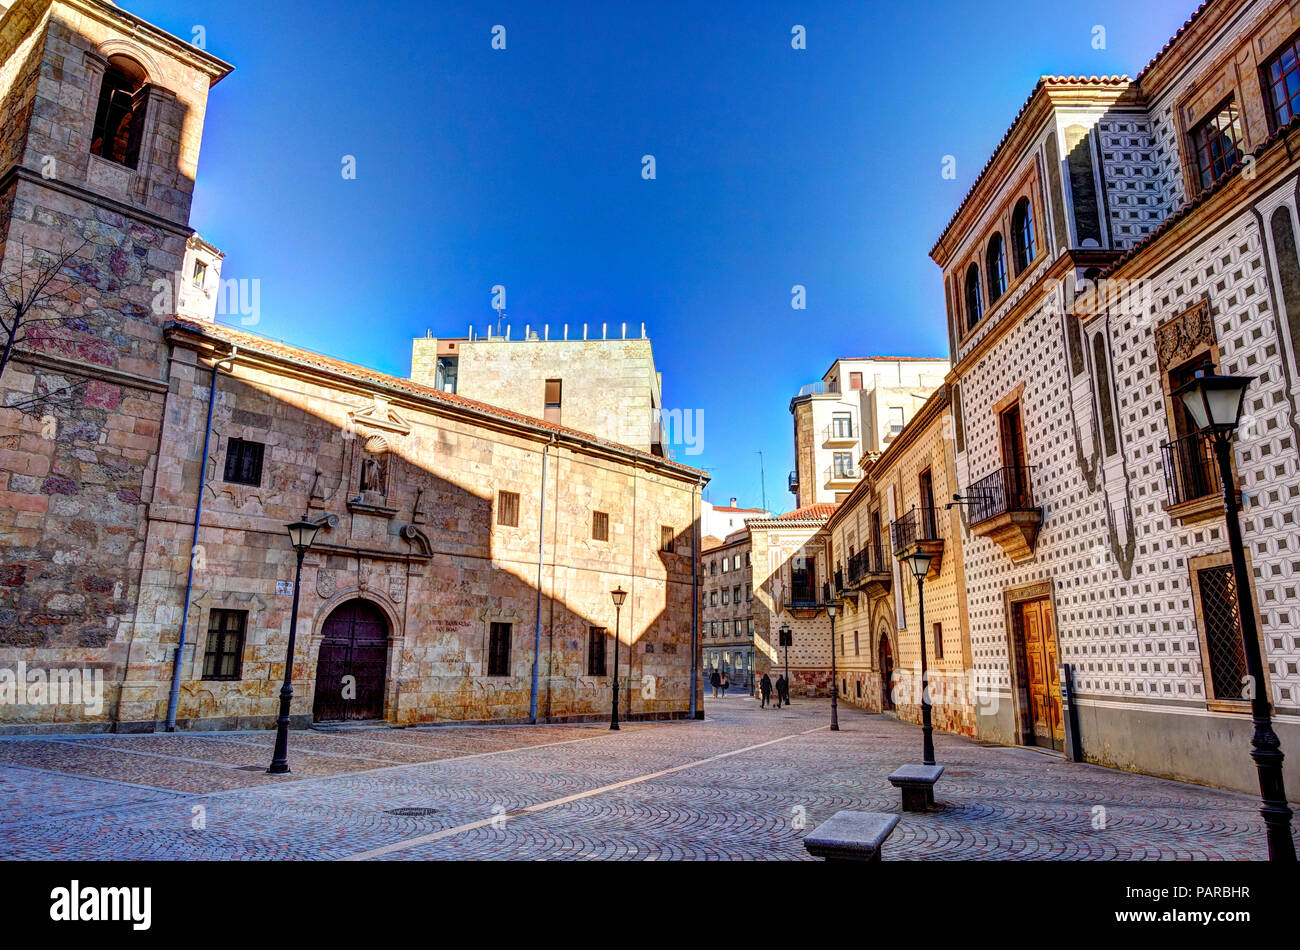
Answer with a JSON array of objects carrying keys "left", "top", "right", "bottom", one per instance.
[{"left": 127, "top": 0, "right": 1196, "bottom": 512}]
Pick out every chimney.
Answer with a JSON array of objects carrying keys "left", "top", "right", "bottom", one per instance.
[{"left": 730, "top": 497, "right": 737, "bottom": 507}]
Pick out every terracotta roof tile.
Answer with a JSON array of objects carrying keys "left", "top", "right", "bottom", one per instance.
[{"left": 774, "top": 503, "right": 839, "bottom": 521}]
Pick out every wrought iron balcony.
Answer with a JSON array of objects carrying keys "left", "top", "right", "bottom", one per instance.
[
  {"left": 890, "top": 506, "right": 945, "bottom": 576},
  {"left": 964, "top": 465, "right": 1042, "bottom": 562},
  {"left": 822, "top": 420, "right": 856, "bottom": 446},
  {"left": 824, "top": 462, "right": 859, "bottom": 485},
  {"left": 784, "top": 579, "right": 831, "bottom": 616},
  {"left": 788, "top": 470, "right": 798, "bottom": 492},
  {"left": 847, "top": 542, "right": 891, "bottom": 596},
  {"left": 1161, "top": 431, "right": 1222, "bottom": 509}
]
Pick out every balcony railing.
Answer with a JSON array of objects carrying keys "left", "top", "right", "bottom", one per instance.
[
  {"left": 847, "top": 542, "right": 889, "bottom": 584},
  {"left": 890, "top": 506, "right": 942, "bottom": 554},
  {"left": 1161, "top": 431, "right": 1222, "bottom": 507},
  {"left": 822, "top": 421, "right": 855, "bottom": 444},
  {"left": 968, "top": 466, "right": 1037, "bottom": 526},
  {"left": 795, "top": 382, "right": 827, "bottom": 397},
  {"left": 788, "top": 470, "right": 798, "bottom": 492},
  {"left": 824, "top": 462, "right": 859, "bottom": 483}
]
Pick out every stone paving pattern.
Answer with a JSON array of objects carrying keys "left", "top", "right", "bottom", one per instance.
[{"left": 0, "top": 698, "right": 1288, "bottom": 860}]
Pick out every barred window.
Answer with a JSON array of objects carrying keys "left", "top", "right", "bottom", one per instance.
[
  {"left": 203, "top": 609, "right": 246, "bottom": 680},
  {"left": 487, "top": 622, "right": 511, "bottom": 676},
  {"left": 496, "top": 490, "right": 520, "bottom": 527},
  {"left": 592, "top": 510, "right": 609, "bottom": 541},
  {"left": 587, "top": 626, "right": 607, "bottom": 676},
  {"left": 223, "top": 438, "right": 264, "bottom": 486},
  {"left": 933, "top": 622, "right": 944, "bottom": 660},
  {"left": 1197, "top": 566, "right": 1248, "bottom": 701},
  {"left": 660, "top": 525, "right": 674, "bottom": 552}
]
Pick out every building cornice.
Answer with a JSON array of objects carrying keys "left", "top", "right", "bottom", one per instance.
[{"left": 60, "top": 0, "right": 234, "bottom": 84}]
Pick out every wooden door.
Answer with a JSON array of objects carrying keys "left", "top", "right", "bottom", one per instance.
[
  {"left": 313, "top": 600, "right": 388, "bottom": 722},
  {"left": 1017, "top": 600, "right": 1063, "bottom": 750}
]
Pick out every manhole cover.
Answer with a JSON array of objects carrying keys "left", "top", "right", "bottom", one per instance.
[{"left": 385, "top": 807, "right": 439, "bottom": 817}]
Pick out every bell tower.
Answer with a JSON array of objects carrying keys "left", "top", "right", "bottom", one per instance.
[{"left": 0, "top": 0, "right": 232, "bottom": 372}]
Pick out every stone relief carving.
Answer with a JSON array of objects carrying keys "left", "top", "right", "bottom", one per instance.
[{"left": 1155, "top": 299, "right": 1215, "bottom": 371}]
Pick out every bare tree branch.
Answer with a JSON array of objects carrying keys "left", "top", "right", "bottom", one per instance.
[{"left": 0, "top": 235, "right": 92, "bottom": 383}]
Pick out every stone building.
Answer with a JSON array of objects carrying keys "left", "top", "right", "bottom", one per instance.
[
  {"left": 823, "top": 385, "right": 977, "bottom": 736},
  {"left": 700, "top": 496, "right": 768, "bottom": 541},
  {"left": 700, "top": 531, "right": 754, "bottom": 689},
  {"left": 933, "top": 0, "right": 1300, "bottom": 795},
  {"left": 788, "top": 356, "right": 947, "bottom": 508},
  {"left": 0, "top": 0, "right": 707, "bottom": 732},
  {"left": 411, "top": 326, "right": 666, "bottom": 456},
  {"left": 744, "top": 504, "right": 838, "bottom": 696}
]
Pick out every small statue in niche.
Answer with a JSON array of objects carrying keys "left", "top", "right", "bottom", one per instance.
[{"left": 360, "top": 455, "right": 386, "bottom": 495}]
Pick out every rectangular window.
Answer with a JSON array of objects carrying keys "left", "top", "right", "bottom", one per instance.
[
  {"left": 1192, "top": 100, "right": 1243, "bottom": 191},
  {"left": 487, "top": 622, "right": 512, "bottom": 676},
  {"left": 710, "top": 591, "right": 718, "bottom": 606},
  {"left": 544, "top": 378, "right": 562, "bottom": 424},
  {"left": 854, "top": 630, "right": 860, "bottom": 655},
  {"left": 832, "top": 413, "right": 853, "bottom": 438},
  {"left": 722, "top": 589, "right": 730, "bottom": 605},
  {"left": 592, "top": 510, "right": 609, "bottom": 541},
  {"left": 223, "top": 438, "right": 264, "bottom": 486},
  {"left": 191, "top": 259, "right": 207, "bottom": 288},
  {"left": 849, "top": 372, "right": 863, "bottom": 390},
  {"left": 722, "top": 556, "right": 729, "bottom": 572},
  {"left": 833, "top": 452, "right": 854, "bottom": 478},
  {"left": 745, "top": 584, "right": 752, "bottom": 602},
  {"left": 660, "top": 525, "right": 674, "bottom": 552},
  {"left": 933, "top": 622, "right": 944, "bottom": 660},
  {"left": 733, "top": 585, "right": 740, "bottom": 603},
  {"left": 889, "top": 406, "right": 905, "bottom": 434},
  {"left": 202, "top": 609, "right": 247, "bottom": 680},
  {"left": 1265, "top": 33, "right": 1300, "bottom": 129},
  {"left": 587, "top": 626, "right": 607, "bottom": 676},
  {"left": 1196, "top": 565, "right": 1248, "bottom": 701},
  {"left": 496, "top": 490, "right": 520, "bottom": 527}
]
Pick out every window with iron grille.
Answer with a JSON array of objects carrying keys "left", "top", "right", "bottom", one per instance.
[
  {"left": 592, "top": 510, "right": 609, "bottom": 541},
  {"left": 223, "top": 438, "right": 264, "bottom": 486},
  {"left": 202, "top": 609, "right": 246, "bottom": 680},
  {"left": 1197, "top": 565, "right": 1248, "bottom": 701},
  {"left": 660, "top": 525, "right": 674, "bottom": 552},
  {"left": 933, "top": 622, "right": 944, "bottom": 660},
  {"left": 1192, "top": 100, "right": 1243, "bottom": 191},
  {"left": 487, "top": 622, "right": 512, "bottom": 676},
  {"left": 587, "top": 626, "right": 607, "bottom": 676},
  {"left": 496, "top": 490, "right": 520, "bottom": 527},
  {"left": 1264, "top": 32, "right": 1300, "bottom": 129}
]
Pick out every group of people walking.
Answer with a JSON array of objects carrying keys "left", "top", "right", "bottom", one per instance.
[{"left": 708, "top": 668, "right": 790, "bottom": 707}]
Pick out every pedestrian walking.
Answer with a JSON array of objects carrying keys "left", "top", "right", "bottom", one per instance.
[
  {"left": 710, "top": 669, "right": 721, "bottom": 698},
  {"left": 774, "top": 674, "right": 786, "bottom": 708},
  {"left": 720, "top": 671, "right": 729, "bottom": 697},
  {"left": 759, "top": 672, "right": 772, "bottom": 708},
  {"left": 777, "top": 674, "right": 790, "bottom": 707}
]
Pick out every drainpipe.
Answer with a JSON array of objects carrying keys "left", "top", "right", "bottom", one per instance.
[
  {"left": 690, "top": 475, "right": 703, "bottom": 719},
  {"left": 529, "top": 433, "right": 557, "bottom": 723},
  {"left": 165, "top": 345, "right": 237, "bottom": 731}
]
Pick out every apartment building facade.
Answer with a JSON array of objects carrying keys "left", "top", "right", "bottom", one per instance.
[
  {"left": 701, "top": 532, "right": 755, "bottom": 689},
  {"left": 933, "top": 0, "right": 1300, "bottom": 795},
  {"left": 789, "top": 357, "right": 948, "bottom": 507}
]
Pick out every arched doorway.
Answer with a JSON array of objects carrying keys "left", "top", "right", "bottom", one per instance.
[
  {"left": 878, "top": 632, "right": 895, "bottom": 711},
  {"left": 313, "top": 599, "right": 389, "bottom": 722}
]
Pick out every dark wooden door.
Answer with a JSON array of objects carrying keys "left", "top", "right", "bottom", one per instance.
[
  {"left": 1017, "top": 600, "right": 1063, "bottom": 751},
  {"left": 879, "top": 633, "right": 894, "bottom": 711},
  {"left": 313, "top": 600, "right": 388, "bottom": 722}
]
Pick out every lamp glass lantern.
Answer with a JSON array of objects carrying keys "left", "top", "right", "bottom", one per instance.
[
  {"left": 285, "top": 519, "right": 321, "bottom": 553},
  {"left": 1173, "top": 371, "right": 1252, "bottom": 434},
  {"left": 825, "top": 602, "right": 837, "bottom": 619},
  {"left": 905, "top": 551, "right": 933, "bottom": 580},
  {"left": 611, "top": 586, "right": 627, "bottom": 608}
]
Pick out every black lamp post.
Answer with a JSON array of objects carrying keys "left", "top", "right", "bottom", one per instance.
[
  {"left": 1173, "top": 370, "right": 1294, "bottom": 861},
  {"left": 827, "top": 602, "right": 839, "bottom": 731},
  {"left": 609, "top": 586, "right": 627, "bottom": 731},
  {"left": 905, "top": 550, "right": 935, "bottom": 766},
  {"left": 779, "top": 622, "right": 792, "bottom": 703},
  {"left": 267, "top": 517, "right": 321, "bottom": 775}
]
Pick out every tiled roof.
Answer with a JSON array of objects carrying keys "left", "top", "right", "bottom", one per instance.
[
  {"left": 774, "top": 503, "right": 839, "bottom": 521},
  {"left": 930, "top": 75, "right": 1132, "bottom": 257},
  {"left": 164, "top": 318, "right": 708, "bottom": 480},
  {"left": 710, "top": 505, "right": 766, "bottom": 513}
]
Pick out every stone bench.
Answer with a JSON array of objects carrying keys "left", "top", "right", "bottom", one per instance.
[
  {"left": 888, "top": 764, "right": 944, "bottom": 811},
  {"left": 802, "top": 810, "right": 900, "bottom": 862}
]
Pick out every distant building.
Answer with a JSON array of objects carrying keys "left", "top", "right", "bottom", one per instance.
[
  {"left": 701, "top": 497, "right": 768, "bottom": 539},
  {"left": 788, "top": 357, "right": 948, "bottom": 507},
  {"left": 411, "top": 325, "right": 666, "bottom": 455},
  {"left": 700, "top": 532, "right": 755, "bottom": 689}
]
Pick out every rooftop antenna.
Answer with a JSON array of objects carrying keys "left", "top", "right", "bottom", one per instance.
[{"left": 756, "top": 450, "right": 768, "bottom": 513}]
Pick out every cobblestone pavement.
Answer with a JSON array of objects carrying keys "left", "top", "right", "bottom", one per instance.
[{"left": 0, "top": 697, "right": 1287, "bottom": 860}]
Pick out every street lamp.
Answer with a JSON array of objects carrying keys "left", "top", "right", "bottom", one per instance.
[
  {"left": 609, "top": 586, "right": 627, "bottom": 731},
  {"left": 267, "top": 518, "right": 321, "bottom": 775},
  {"left": 905, "top": 550, "right": 935, "bottom": 767},
  {"left": 826, "top": 601, "right": 839, "bottom": 731},
  {"left": 779, "top": 622, "right": 792, "bottom": 704},
  {"left": 1173, "top": 370, "right": 1294, "bottom": 861}
]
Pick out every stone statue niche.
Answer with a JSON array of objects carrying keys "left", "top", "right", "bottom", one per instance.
[{"left": 358, "top": 435, "right": 389, "bottom": 502}]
